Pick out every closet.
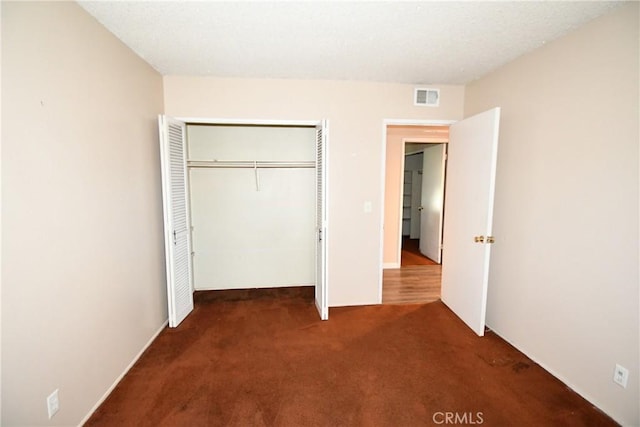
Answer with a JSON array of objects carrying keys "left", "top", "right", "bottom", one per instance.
[
  {"left": 158, "top": 117, "right": 328, "bottom": 327},
  {"left": 188, "top": 124, "right": 316, "bottom": 290}
]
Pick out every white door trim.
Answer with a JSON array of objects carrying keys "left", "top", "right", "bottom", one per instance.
[
  {"left": 175, "top": 117, "right": 319, "bottom": 127},
  {"left": 379, "top": 119, "right": 456, "bottom": 304}
]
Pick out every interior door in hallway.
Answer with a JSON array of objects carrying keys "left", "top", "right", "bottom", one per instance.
[
  {"left": 418, "top": 144, "right": 446, "bottom": 263},
  {"left": 440, "top": 108, "right": 500, "bottom": 336}
]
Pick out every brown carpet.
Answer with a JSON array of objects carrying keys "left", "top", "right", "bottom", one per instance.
[{"left": 85, "top": 287, "right": 616, "bottom": 426}]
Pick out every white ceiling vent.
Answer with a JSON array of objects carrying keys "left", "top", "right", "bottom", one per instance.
[{"left": 414, "top": 88, "right": 440, "bottom": 107}]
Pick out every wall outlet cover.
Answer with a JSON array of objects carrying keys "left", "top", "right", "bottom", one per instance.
[
  {"left": 613, "top": 364, "right": 629, "bottom": 388},
  {"left": 47, "top": 389, "right": 60, "bottom": 419}
]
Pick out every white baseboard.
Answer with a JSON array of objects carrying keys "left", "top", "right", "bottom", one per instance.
[
  {"left": 194, "top": 283, "right": 314, "bottom": 291},
  {"left": 78, "top": 319, "right": 169, "bottom": 426},
  {"left": 486, "top": 323, "right": 624, "bottom": 426},
  {"left": 383, "top": 262, "right": 400, "bottom": 269}
]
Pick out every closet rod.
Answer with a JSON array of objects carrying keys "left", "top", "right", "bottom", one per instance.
[{"left": 187, "top": 160, "right": 315, "bottom": 169}]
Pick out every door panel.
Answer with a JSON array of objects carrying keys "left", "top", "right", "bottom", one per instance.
[
  {"left": 441, "top": 108, "right": 500, "bottom": 336},
  {"left": 158, "top": 115, "right": 194, "bottom": 328},
  {"left": 315, "top": 120, "right": 329, "bottom": 320},
  {"left": 419, "top": 144, "right": 446, "bottom": 263},
  {"left": 409, "top": 170, "right": 422, "bottom": 239}
]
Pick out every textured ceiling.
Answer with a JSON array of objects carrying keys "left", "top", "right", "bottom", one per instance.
[{"left": 77, "top": 1, "right": 621, "bottom": 84}]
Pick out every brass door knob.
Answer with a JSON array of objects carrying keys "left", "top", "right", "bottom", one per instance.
[{"left": 474, "top": 236, "right": 485, "bottom": 243}]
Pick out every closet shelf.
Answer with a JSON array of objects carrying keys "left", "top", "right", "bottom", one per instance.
[{"left": 187, "top": 160, "right": 315, "bottom": 169}]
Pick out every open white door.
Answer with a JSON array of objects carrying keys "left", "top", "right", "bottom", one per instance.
[
  {"left": 419, "top": 144, "right": 446, "bottom": 263},
  {"left": 409, "top": 170, "right": 422, "bottom": 239},
  {"left": 158, "top": 115, "right": 194, "bottom": 328},
  {"left": 315, "top": 120, "right": 329, "bottom": 320},
  {"left": 441, "top": 108, "right": 500, "bottom": 336}
]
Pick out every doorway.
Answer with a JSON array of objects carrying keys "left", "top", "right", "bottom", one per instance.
[
  {"left": 402, "top": 151, "right": 429, "bottom": 266},
  {"left": 380, "top": 123, "right": 450, "bottom": 304},
  {"left": 379, "top": 109, "right": 501, "bottom": 336},
  {"left": 401, "top": 143, "right": 447, "bottom": 266}
]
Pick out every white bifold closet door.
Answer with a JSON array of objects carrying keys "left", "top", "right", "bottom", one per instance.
[
  {"left": 315, "top": 120, "right": 328, "bottom": 320},
  {"left": 158, "top": 115, "right": 194, "bottom": 327}
]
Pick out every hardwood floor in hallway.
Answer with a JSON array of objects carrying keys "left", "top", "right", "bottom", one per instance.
[
  {"left": 400, "top": 237, "right": 437, "bottom": 266},
  {"left": 383, "top": 237, "right": 441, "bottom": 304},
  {"left": 383, "top": 265, "right": 441, "bottom": 304}
]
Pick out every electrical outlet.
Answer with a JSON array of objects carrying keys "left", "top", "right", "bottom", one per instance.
[
  {"left": 47, "top": 389, "right": 59, "bottom": 419},
  {"left": 613, "top": 364, "right": 629, "bottom": 388}
]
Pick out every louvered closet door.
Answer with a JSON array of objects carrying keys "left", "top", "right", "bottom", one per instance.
[
  {"left": 158, "top": 115, "right": 194, "bottom": 327},
  {"left": 315, "top": 120, "right": 329, "bottom": 320}
]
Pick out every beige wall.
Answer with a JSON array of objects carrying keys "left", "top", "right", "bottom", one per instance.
[
  {"left": 164, "top": 78, "right": 464, "bottom": 305},
  {"left": 465, "top": 4, "right": 639, "bottom": 425},
  {"left": 2, "top": 2, "right": 166, "bottom": 425},
  {"left": 383, "top": 125, "right": 449, "bottom": 266}
]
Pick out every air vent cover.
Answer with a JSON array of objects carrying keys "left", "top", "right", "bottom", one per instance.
[{"left": 414, "top": 88, "right": 440, "bottom": 107}]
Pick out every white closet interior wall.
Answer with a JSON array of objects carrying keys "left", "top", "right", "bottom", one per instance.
[{"left": 187, "top": 125, "right": 316, "bottom": 290}]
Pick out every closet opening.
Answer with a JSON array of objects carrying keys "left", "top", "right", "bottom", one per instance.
[
  {"left": 187, "top": 123, "right": 316, "bottom": 292},
  {"left": 158, "top": 117, "right": 328, "bottom": 327}
]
